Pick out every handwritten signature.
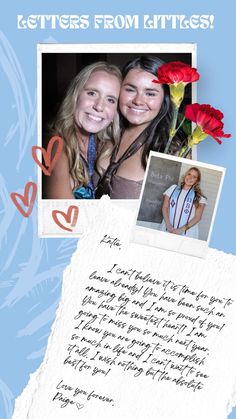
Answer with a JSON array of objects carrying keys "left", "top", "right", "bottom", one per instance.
[
  {"left": 100, "top": 234, "right": 122, "bottom": 249},
  {"left": 52, "top": 391, "right": 84, "bottom": 410}
]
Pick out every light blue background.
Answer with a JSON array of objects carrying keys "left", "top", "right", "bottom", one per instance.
[{"left": 0, "top": 1, "right": 235, "bottom": 418}]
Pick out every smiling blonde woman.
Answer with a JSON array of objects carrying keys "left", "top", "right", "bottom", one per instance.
[
  {"left": 43, "top": 61, "right": 121, "bottom": 199},
  {"left": 161, "top": 167, "right": 207, "bottom": 239}
]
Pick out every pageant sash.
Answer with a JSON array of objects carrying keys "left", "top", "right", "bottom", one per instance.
[{"left": 169, "top": 186, "right": 195, "bottom": 230}]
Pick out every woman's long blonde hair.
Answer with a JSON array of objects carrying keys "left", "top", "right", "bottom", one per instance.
[
  {"left": 50, "top": 61, "right": 122, "bottom": 189},
  {"left": 181, "top": 167, "right": 206, "bottom": 207}
]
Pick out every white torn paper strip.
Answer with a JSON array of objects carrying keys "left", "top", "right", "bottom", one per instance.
[{"left": 13, "top": 200, "right": 236, "bottom": 419}]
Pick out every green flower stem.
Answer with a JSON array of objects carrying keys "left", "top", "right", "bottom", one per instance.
[
  {"left": 179, "top": 146, "right": 192, "bottom": 158},
  {"left": 176, "top": 116, "right": 186, "bottom": 132},
  {"left": 164, "top": 104, "right": 179, "bottom": 154},
  {"left": 164, "top": 137, "right": 174, "bottom": 154}
]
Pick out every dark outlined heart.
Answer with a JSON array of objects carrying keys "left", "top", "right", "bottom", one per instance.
[
  {"left": 10, "top": 182, "right": 37, "bottom": 217},
  {"left": 32, "top": 135, "right": 64, "bottom": 176},
  {"left": 52, "top": 205, "right": 79, "bottom": 232}
]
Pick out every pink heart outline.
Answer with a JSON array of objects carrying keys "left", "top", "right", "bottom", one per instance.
[
  {"left": 10, "top": 182, "right": 37, "bottom": 218},
  {"left": 32, "top": 135, "right": 64, "bottom": 176},
  {"left": 52, "top": 205, "right": 79, "bottom": 232}
]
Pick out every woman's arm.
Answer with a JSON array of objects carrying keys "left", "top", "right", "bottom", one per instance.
[
  {"left": 162, "top": 195, "right": 174, "bottom": 233},
  {"left": 173, "top": 203, "right": 206, "bottom": 235},
  {"left": 43, "top": 150, "right": 75, "bottom": 199}
]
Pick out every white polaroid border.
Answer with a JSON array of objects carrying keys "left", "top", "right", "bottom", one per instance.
[
  {"left": 37, "top": 43, "right": 197, "bottom": 237},
  {"left": 130, "top": 151, "right": 225, "bottom": 259}
]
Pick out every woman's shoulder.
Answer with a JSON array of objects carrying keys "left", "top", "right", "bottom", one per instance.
[
  {"left": 199, "top": 195, "right": 207, "bottom": 205},
  {"left": 163, "top": 184, "right": 178, "bottom": 196},
  {"left": 52, "top": 148, "right": 70, "bottom": 174}
]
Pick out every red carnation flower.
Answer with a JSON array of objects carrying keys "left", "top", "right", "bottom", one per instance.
[
  {"left": 185, "top": 103, "right": 231, "bottom": 144},
  {"left": 153, "top": 61, "right": 200, "bottom": 108},
  {"left": 154, "top": 61, "right": 200, "bottom": 85}
]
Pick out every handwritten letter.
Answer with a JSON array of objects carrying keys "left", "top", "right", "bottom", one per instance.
[{"left": 13, "top": 202, "right": 236, "bottom": 419}]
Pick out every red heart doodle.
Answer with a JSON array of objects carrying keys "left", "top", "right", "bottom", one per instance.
[
  {"left": 10, "top": 182, "right": 37, "bottom": 218},
  {"left": 52, "top": 205, "right": 79, "bottom": 232},
  {"left": 32, "top": 135, "right": 64, "bottom": 176}
]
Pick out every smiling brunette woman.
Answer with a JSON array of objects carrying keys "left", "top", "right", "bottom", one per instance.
[
  {"left": 43, "top": 61, "right": 121, "bottom": 199},
  {"left": 161, "top": 167, "right": 207, "bottom": 239},
  {"left": 95, "top": 56, "right": 173, "bottom": 199}
]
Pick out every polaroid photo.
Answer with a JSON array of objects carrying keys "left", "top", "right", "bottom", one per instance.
[
  {"left": 131, "top": 151, "right": 225, "bottom": 258},
  {"left": 37, "top": 43, "right": 196, "bottom": 236}
]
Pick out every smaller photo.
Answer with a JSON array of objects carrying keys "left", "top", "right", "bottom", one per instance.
[{"left": 132, "top": 152, "right": 225, "bottom": 258}]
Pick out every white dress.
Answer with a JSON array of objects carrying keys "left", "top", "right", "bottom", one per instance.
[{"left": 161, "top": 184, "right": 207, "bottom": 239}]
